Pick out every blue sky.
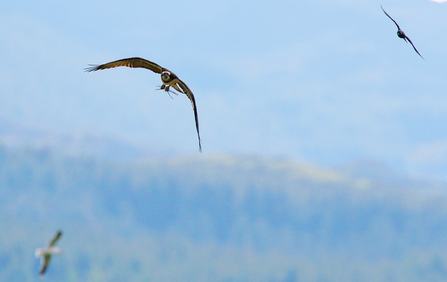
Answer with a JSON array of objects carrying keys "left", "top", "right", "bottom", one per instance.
[{"left": 1, "top": 0, "right": 447, "bottom": 179}]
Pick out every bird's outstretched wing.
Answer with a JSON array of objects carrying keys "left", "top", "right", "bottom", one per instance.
[
  {"left": 176, "top": 79, "right": 202, "bottom": 152},
  {"left": 39, "top": 254, "right": 51, "bottom": 276},
  {"left": 48, "top": 231, "right": 62, "bottom": 247},
  {"left": 85, "top": 57, "right": 165, "bottom": 74},
  {"left": 405, "top": 36, "right": 424, "bottom": 59},
  {"left": 381, "top": 6, "right": 400, "bottom": 30},
  {"left": 86, "top": 57, "right": 202, "bottom": 151}
]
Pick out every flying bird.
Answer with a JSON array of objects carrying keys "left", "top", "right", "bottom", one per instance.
[
  {"left": 35, "top": 230, "right": 63, "bottom": 276},
  {"left": 85, "top": 57, "right": 202, "bottom": 152},
  {"left": 381, "top": 6, "right": 424, "bottom": 59}
]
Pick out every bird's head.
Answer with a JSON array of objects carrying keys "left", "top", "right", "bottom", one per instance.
[{"left": 161, "top": 71, "right": 172, "bottom": 83}]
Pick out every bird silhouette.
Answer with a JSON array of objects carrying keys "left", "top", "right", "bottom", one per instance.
[
  {"left": 381, "top": 6, "right": 423, "bottom": 59},
  {"left": 35, "top": 230, "right": 63, "bottom": 276},
  {"left": 86, "top": 57, "right": 202, "bottom": 152}
]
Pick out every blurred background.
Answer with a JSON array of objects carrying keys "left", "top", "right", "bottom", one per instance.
[{"left": 1, "top": 0, "right": 447, "bottom": 281}]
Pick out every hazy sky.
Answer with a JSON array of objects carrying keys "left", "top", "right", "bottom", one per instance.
[{"left": 1, "top": 0, "right": 447, "bottom": 179}]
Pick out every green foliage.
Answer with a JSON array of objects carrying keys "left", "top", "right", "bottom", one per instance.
[{"left": 1, "top": 146, "right": 447, "bottom": 281}]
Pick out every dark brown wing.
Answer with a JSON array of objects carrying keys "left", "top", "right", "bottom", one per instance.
[
  {"left": 85, "top": 57, "right": 165, "bottom": 74},
  {"left": 176, "top": 79, "right": 202, "bottom": 152},
  {"left": 39, "top": 254, "right": 51, "bottom": 276},
  {"left": 381, "top": 6, "right": 400, "bottom": 30},
  {"left": 405, "top": 36, "right": 424, "bottom": 59},
  {"left": 48, "top": 231, "right": 62, "bottom": 247}
]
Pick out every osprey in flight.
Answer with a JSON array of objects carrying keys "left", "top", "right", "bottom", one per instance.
[
  {"left": 381, "top": 6, "right": 424, "bottom": 59},
  {"left": 35, "top": 230, "right": 63, "bottom": 276},
  {"left": 86, "top": 57, "right": 202, "bottom": 152}
]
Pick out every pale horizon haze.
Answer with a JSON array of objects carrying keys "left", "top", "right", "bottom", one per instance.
[{"left": 1, "top": 0, "right": 447, "bottom": 179}]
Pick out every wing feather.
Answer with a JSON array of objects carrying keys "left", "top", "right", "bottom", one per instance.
[
  {"left": 48, "top": 231, "right": 62, "bottom": 247},
  {"left": 405, "top": 36, "right": 424, "bottom": 59},
  {"left": 176, "top": 79, "right": 202, "bottom": 152},
  {"left": 85, "top": 57, "right": 165, "bottom": 74},
  {"left": 381, "top": 6, "right": 400, "bottom": 30},
  {"left": 39, "top": 254, "right": 51, "bottom": 276}
]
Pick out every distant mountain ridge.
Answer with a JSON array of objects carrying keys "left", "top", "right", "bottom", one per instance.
[
  {"left": 2, "top": 138, "right": 447, "bottom": 281},
  {"left": 0, "top": 118, "right": 150, "bottom": 161}
]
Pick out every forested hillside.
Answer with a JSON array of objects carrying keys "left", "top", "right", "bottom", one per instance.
[{"left": 1, "top": 145, "right": 447, "bottom": 281}]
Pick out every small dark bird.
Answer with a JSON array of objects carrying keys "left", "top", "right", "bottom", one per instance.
[
  {"left": 86, "top": 57, "right": 202, "bottom": 152},
  {"left": 35, "top": 230, "right": 63, "bottom": 276},
  {"left": 381, "top": 6, "right": 424, "bottom": 59}
]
